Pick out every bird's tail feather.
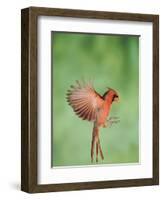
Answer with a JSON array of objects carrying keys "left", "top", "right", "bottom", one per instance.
[{"left": 91, "top": 122, "right": 104, "bottom": 162}]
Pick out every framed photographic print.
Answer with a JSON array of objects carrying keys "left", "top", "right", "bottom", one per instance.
[{"left": 21, "top": 7, "right": 159, "bottom": 193}]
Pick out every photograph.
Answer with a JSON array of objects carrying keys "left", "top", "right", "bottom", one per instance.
[{"left": 52, "top": 32, "right": 139, "bottom": 167}]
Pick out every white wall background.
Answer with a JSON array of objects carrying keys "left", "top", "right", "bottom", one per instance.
[{"left": 0, "top": 0, "right": 162, "bottom": 199}]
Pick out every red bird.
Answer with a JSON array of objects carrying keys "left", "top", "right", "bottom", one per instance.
[{"left": 67, "top": 80, "right": 119, "bottom": 162}]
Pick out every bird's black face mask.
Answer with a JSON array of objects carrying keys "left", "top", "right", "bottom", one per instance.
[{"left": 112, "top": 94, "right": 119, "bottom": 102}]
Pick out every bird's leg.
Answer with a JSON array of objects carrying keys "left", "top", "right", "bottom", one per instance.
[
  {"left": 98, "top": 139, "right": 104, "bottom": 160},
  {"left": 103, "top": 120, "right": 109, "bottom": 128}
]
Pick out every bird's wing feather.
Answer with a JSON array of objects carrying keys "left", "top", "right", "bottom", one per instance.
[{"left": 67, "top": 81, "right": 104, "bottom": 121}]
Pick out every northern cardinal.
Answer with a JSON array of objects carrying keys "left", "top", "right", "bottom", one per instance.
[{"left": 66, "top": 80, "right": 119, "bottom": 162}]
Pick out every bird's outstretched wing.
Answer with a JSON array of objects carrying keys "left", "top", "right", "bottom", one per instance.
[{"left": 67, "top": 80, "right": 104, "bottom": 121}]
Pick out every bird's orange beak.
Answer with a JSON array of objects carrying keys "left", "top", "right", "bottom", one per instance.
[{"left": 114, "top": 97, "right": 119, "bottom": 103}]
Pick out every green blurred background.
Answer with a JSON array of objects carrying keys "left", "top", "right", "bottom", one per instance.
[{"left": 52, "top": 32, "right": 139, "bottom": 167}]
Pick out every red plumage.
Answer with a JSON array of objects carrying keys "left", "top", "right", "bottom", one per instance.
[{"left": 67, "top": 80, "right": 119, "bottom": 162}]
